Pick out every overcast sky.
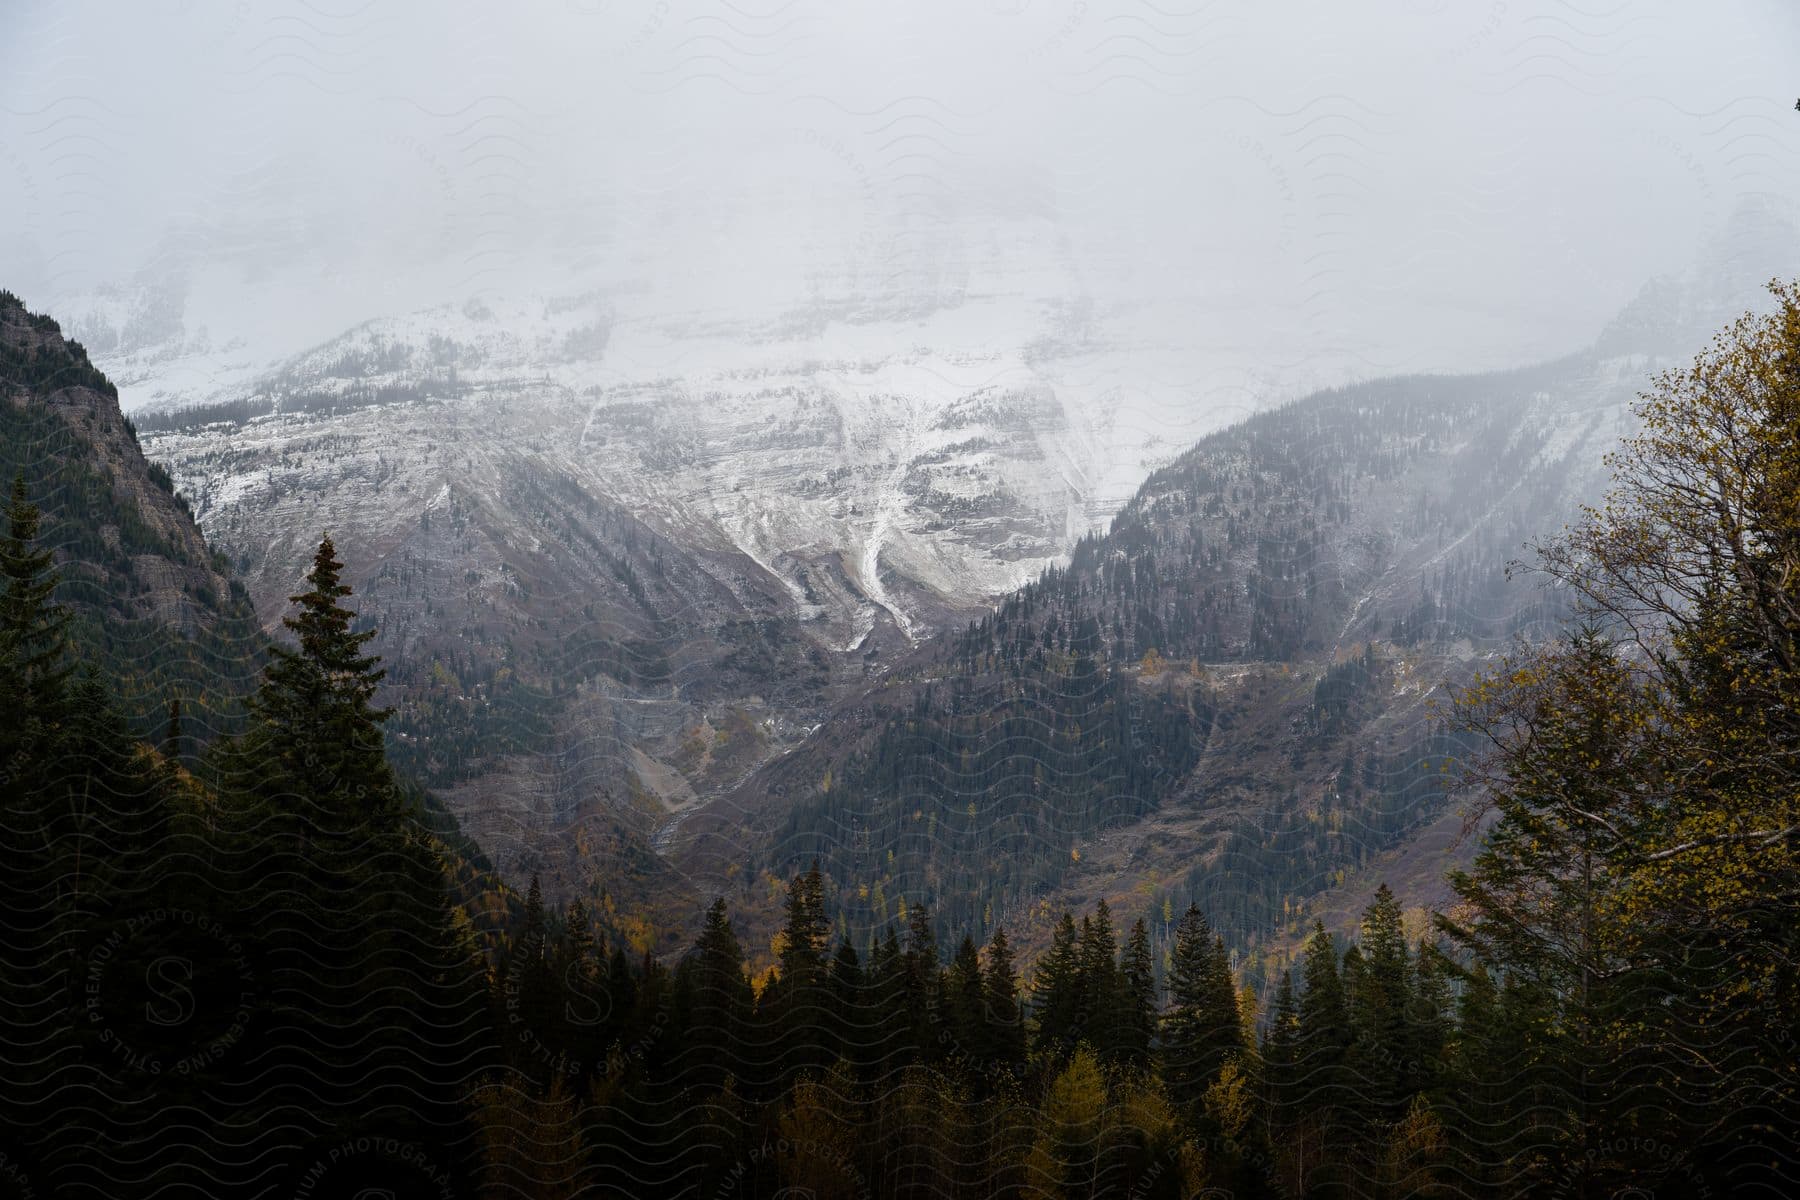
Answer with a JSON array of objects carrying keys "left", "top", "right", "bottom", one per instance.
[{"left": 3, "top": 0, "right": 1798, "bottom": 377}]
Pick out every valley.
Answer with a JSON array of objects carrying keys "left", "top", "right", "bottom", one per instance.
[{"left": 116, "top": 287, "right": 1667, "bottom": 963}]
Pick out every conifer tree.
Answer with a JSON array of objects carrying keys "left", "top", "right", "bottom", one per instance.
[
  {"left": 1407, "top": 939, "right": 1452, "bottom": 1102},
  {"left": 1294, "top": 921, "right": 1353, "bottom": 1194},
  {"left": 827, "top": 937, "right": 867, "bottom": 1074},
  {"left": 0, "top": 474, "right": 84, "bottom": 1185},
  {"left": 0, "top": 471, "right": 71, "bottom": 866},
  {"left": 773, "top": 862, "right": 831, "bottom": 1083},
  {"left": 682, "top": 897, "right": 752, "bottom": 1091},
  {"left": 506, "top": 874, "right": 559, "bottom": 1075},
  {"left": 1162, "top": 904, "right": 1241, "bottom": 1109},
  {"left": 1076, "top": 898, "right": 1119, "bottom": 1047},
  {"left": 868, "top": 925, "right": 908, "bottom": 1077},
  {"left": 1261, "top": 969, "right": 1301, "bottom": 1135},
  {"left": 981, "top": 927, "right": 1025, "bottom": 1072},
  {"left": 559, "top": 897, "right": 606, "bottom": 1089},
  {"left": 778, "top": 862, "right": 830, "bottom": 987},
  {"left": 1350, "top": 883, "right": 1412, "bottom": 1119},
  {"left": 244, "top": 533, "right": 395, "bottom": 816},
  {"left": 0, "top": 473, "right": 76, "bottom": 927},
  {"left": 903, "top": 900, "right": 941, "bottom": 1059},
  {"left": 1444, "top": 963, "right": 1526, "bottom": 1191},
  {"left": 1, "top": 472, "right": 72, "bottom": 716},
  {"left": 1116, "top": 918, "right": 1157, "bottom": 1070},
  {"left": 946, "top": 933, "right": 985, "bottom": 1064},
  {"left": 217, "top": 534, "right": 490, "bottom": 1175},
  {"left": 1031, "top": 912, "right": 1081, "bottom": 1060}
]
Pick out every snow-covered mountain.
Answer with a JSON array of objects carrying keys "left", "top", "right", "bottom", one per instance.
[
  {"left": 116, "top": 201, "right": 1798, "bottom": 907},
  {"left": 122, "top": 261, "right": 1362, "bottom": 899}
]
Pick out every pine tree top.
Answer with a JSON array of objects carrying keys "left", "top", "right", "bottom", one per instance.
[
  {"left": 247, "top": 533, "right": 398, "bottom": 816},
  {"left": 1, "top": 471, "right": 73, "bottom": 703}
]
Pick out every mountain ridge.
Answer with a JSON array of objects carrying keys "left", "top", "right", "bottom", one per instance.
[
  {"left": 0, "top": 289, "right": 265, "bottom": 741},
  {"left": 667, "top": 348, "right": 1643, "bottom": 973}
]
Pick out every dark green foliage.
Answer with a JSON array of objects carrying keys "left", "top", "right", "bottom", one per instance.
[
  {"left": 1348, "top": 884, "right": 1413, "bottom": 1119},
  {"left": 1031, "top": 911, "right": 1083, "bottom": 1060},
  {"left": 1260, "top": 970, "right": 1302, "bottom": 1132},
  {"left": 673, "top": 897, "right": 754, "bottom": 1093},
  {"left": 1076, "top": 898, "right": 1121, "bottom": 1048},
  {"left": 770, "top": 861, "right": 832, "bottom": 1084},
  {"left": 2, "top": 472, "right": 73, "bottom": 707},
  {"left": 0, "top": 295, "right": 264, "bottom": 745},
  {"left": 1161, "top": 904, "right": 1244, "bottom": 1110},
  {"left": 981, "top": 926, "right": 1026, "bottom": 1072},
  {"left": 903, "top": 899, "right": 943, "bottom": 1059},
  {"left": 239, "top": 533, "right": 397, "bottom": 814},
  {"left": 946, "top": 932, "right": 986, "bottom": 1064},
  {"left": 1116, "top": 919, "right": 1158, "bottom": 1069},
  {"left": 0, "top": 290, "right": 118, "bottom": 398}
]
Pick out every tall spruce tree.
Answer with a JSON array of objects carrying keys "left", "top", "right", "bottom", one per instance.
[
  {"left": 1294, "top": 921, "right": 1354, "bottom": 1197},
  {"left": 946, "top": 934, "right": 985, "bottom": 1065},
  {"left": 981, "top": 927, "right": 1025, "bottom": 1072},
  {"left": 868, "top": 925, "right": 908, "bottom": 1078},
  {"left": 504, "top": 874, "right": 560, "bottom": 1078},
  {"left": 1116, "top": 919, "right": 1158, "bottom": 1070},
  {"left": 558, "top": 897, "right": 606, "bottom": 1091},
  {"left": 0, "top": 472, "right": 72, "bottom": 718},
  {"left": 1407, "top": 939, "right": 1452, "bottom": 1103},
  {"left": 244, "top": 533, "right": 395, "bottom": 816},
  {"left": 903, "top": 901, "right": 942, "bottom": 1060},
  {"left": 681, "top": 897, "right": 753, "bottom": 1092},
  {"left": 218, "top": 534, "right": 490, "bottom": 1185},
  {"left": 773, "top": 862, "right": 831, "bottom": 1083},
  {"left": 1261, "top": 969, "right": 1301, "bottom": 1136},
  {"left": 1031, "top": 912, "right": 1082, "bottom": 1060},
  {"left": 1075, "top": 899, "right": 1120, "bottom": 1048},
  {"left": 0, "top": 476, "right": 78, "bottom": 1187},
  {"left": 827, "top": 937, "right": 868, "bottom": 1076},
  {"left": 1350, "top": 883, "right": 1413, "bottom": 1120},
  {"left": 0, "top": 472, "right": 72, "bottom": 889},
  {"left": 1162, "top": 904, "right": 1241, "bottom": 1110}
]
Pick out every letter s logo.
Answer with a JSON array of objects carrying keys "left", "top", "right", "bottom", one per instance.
[{"left": 144, "top": 956, "right": 196, "bottom": 1027}]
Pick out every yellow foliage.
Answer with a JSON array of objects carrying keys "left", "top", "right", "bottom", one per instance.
[
  {"left": 1383, "top": 1094, "right": 1447, "bottom": 1196},
  {"left": 469, "top": 1076, "right": 586, "bottom": 1199},
  {"left": 777, "top": 1070, "right": 860, "bottom": 1196},
  {"left": 1203, "top": 1059, "right": 1254, "bottom": 1145}
]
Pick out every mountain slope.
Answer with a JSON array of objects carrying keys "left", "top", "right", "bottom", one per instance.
[
  {"left": 0, "top": 290, "right": 264, "bottom": 739},
  {"left": 669, "top": 349, "right": 1645, "bottom": 972},
  {"left": 119, "top": 203, "right": 1798, "bottom": 953},
  {"left": 127, "top": 286, "right": 1210, "bottom": 907}
]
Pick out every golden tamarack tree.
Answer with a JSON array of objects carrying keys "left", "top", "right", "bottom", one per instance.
[{"left": 1447, "top": 280, "right": 1800, "bottom": 1190}]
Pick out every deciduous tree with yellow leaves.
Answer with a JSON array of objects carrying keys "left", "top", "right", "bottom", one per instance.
[{"left": 1448, "top": 279, "right": 1800, "bottom": 1194}]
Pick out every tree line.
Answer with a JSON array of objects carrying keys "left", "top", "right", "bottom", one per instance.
[{"left": 3, "top": 282, "right": 1797, "bottom": 1196}]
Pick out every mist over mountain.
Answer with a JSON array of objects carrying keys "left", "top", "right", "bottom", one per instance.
[
  {"left": 104, "top": 201, "right": 1794, "bottom": 932},
  {"left": 6, "top": 2, "right": 1800, "bottom": 1195}
]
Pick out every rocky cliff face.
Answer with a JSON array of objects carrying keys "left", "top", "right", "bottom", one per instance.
[
  {"left": 667, "top": 347, "right": 1649, "bottom": 966},
  {"left": 115, "top": 204, "right": 1800, "bottom": 952},
  {"left": 0, "top": 291, "right": 262, "bottom": 738},
  {"left": 128, "top": 286, "right": 1291, "bottom": 907}
]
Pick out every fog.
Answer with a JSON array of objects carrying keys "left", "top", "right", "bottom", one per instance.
[{"left": 3, "top": 0, "right": 1798, "bottom": 407}]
